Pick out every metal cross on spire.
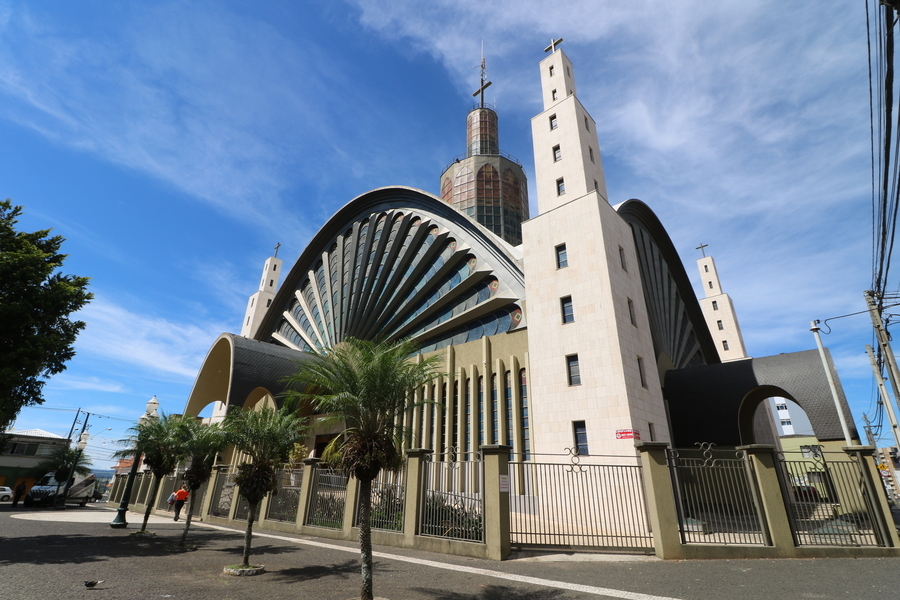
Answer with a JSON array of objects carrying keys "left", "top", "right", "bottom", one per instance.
[
  {"left": 695, "top": 242, "right": 708, "bottom": 257},
  {"left": 471, "top": 42, "right": 492, "bottom": 108},
  {"left": 544, "top": 37, "right": 563, "bottom": 53},
  {"left": 274, "top": 242, "right": 281, "bottom": 258}
]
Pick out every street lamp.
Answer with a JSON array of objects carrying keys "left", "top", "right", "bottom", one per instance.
[{"left": 109, "top": 396, "right": 160, "bottom": 528}]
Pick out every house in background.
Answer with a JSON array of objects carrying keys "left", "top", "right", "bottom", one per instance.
[{"left": 0, "top": 428, "right": 70, "bottom": 491}]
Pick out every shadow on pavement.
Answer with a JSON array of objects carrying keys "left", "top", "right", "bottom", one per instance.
[
  {"left": 0, "top": 531, "right": 242, "bottom": 565},
  {"left": 268, "top": 558, "right": 359, "bottom": 582},
  {"left": 414, "top": 586, "right": 568, "bottom": 600}
]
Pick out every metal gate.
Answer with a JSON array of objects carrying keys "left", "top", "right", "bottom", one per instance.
[
  {"left": 776, "top": 448, "right": 886, "bottom": 547},
  {"left": 508, "top": 451, "right": 653, "bottom": 551},
  {"left": 420, "top": 451, "right": 484, "bottom": 542},
  {"left": 668, "top": 444, "right": 767, "bottom": 545}
]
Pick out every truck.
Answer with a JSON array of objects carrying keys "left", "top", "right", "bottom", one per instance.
[{"left": 23, "top": 471, "right": 98, "bottom": 507}]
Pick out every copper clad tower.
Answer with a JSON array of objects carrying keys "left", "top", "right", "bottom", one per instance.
[{"left": 440, "top": 54, "right": 529, "bottom": 246}]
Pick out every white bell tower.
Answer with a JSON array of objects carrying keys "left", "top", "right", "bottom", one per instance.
[{"left": 240, "top": 244, "right": 283, "bottom": 338}]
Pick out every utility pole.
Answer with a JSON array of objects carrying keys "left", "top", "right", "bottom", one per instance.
[
  {"left": 810, "top": 321, "right": 854, "bottom": 445},
  {"left": 864, "top": 290, "right": 900, "bottom": 439},
  {"left": 866, "top": 344, "right": 900, "bottom": 451}
]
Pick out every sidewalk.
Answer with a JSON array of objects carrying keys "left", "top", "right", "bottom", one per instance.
[{"left": 1, "top": 502, "right": 899, "bottom": 600}]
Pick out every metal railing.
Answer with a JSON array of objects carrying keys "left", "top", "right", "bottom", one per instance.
[
  {"left": 266, "top": 467, "right": 304, "bottom": 523},
  {"left": 420, "top": 451, "right": 484, "bottom": 542},
  {"left": 777, "top": 449, "right": 885, "bottom": 547},
  {"left": 233, "top": 494, "right": 261, "bottom": 522},
  {"left": 509, "top": 451, "right": 653, "bottom": 550},
  {"left": 207, "top": 467, "right": 236, "bottom": 518},
  {"left": 307, "top": 467, "right": 348, "bottom": 529},
  {"left": 668, "top": 444, "right": 766, "bottom": 545},
  {"left": 359, "top": 469, "right": 405, "bottom": 531}
]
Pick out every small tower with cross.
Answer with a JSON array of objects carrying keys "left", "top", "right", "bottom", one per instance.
[
  {"left": 439, "top": 46, "right": 529, "bottom": 246},
  {"left": 695, "top": 245, "right": 748, "bottom": 361},
  {"left": 240, "top": 244, "right": 284, "bottom": 338}
]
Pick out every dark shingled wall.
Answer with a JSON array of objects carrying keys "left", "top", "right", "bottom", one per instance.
[{"left": 664, "top": 348, "right": 858, "bottom": 447}]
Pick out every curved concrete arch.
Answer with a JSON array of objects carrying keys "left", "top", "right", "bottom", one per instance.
[
  {"left": 183, "top": 333, "right": 308, "bottom": 417},
  {"left": 255, "top": 186, "right": 526, "bottom": 351},
  {"left": 737, "top": 384, "right": 797, "bottom": 445},
  {"left": 616, "top": 199, "right": 719, "bottom": 370}
]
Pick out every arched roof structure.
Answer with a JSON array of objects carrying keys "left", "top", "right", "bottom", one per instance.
[
  {"left": 616, "top": 199, "right": 720, "bottom": 371},
  {"left": 255, "top": 186, "right": 527, "bottom": 355}
]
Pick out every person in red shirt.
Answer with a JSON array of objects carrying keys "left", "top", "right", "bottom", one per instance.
[{"left": 172, "top": 484, "right": 189, "bottom": 521}]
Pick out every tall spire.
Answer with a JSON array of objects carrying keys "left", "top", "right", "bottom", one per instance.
[{"left": 472, "top": 42, "right": 492, "bottom": 109}]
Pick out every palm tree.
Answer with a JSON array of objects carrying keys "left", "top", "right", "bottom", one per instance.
[
  {"left": 115, "top": 413, "right": 186, "bottom": 532},
  {"left": 176, "top": 419, "right": 228, "bottom": 548},
  {"left": 223, "top": 406, "right": 307, "bottom": 568},
  {"left": 284, "top": 337, "right": 440, "bottom": 600}
]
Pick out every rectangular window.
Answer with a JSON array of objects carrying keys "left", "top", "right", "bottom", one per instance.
[
  {"left": 549, "top": 65, "right": 555, "bottom": 77},
  {"left": 716, "top": 320, "right": 723, "bottom": 330},
  {"left": 594, "top": 179, "right": 599, "bottom": 191},
  {"left": 573, "top": 421, "right": 589, "bottom": 455},
  {"left": 712, "top": 301, "right": 719, "bottom": 310},
  {"left": 776, "top": 403, "right": 788, "bottom": 411},
  {"left": 266, "top": 299, "right": 272, "bottom": 308},
  {"left": 619, "top": 246, "right": 627, "bottom": 271},
  {"left": 780, "top": 419, "right": 792, "bottom": 427},
  {"left": 273, "top": 264, "right": 278, "bottom": 271},
  {"left": 589, "top": 147, "right": 594, "bottom": 163},
  {"left": 566, "top": 354, "right": 581, "bottom": 385},
  {"left": 637, "top": 356, "right": 647, "bottom": 387},
  {"left": 549, "top": 114, "right": 558, "bottom": 130},
  {"left": 561, "top": 296, "right": 574, "bottom": 323},
  {"left": 556, "top": 178, "right": 565, "bottom": 195},
  {"left": 628, "top": 298, "right": 637, "bottom": 326},
  {"left": 551, "top": 89, "right": 558, "bottom": 100},
  {"left": 553, "top": 145, "right": 561, "bottom": 162},
  {"left": 704, "top": 265, "right": 709, "bottom": 272},
  {"left": 648, "top": 422, "right": 656, "bottom": 442},
  {"left": 584, "top": 116, "right": 590, "bottom": 131},
  {"left": 722, "top": 340, "right": 730, "bottom": 351},
  {"left": 556, "top": 244, "right": 568, "bottom": 268},
  {"left": 708, "top": 281, "right": 713, "bottom": 289}
]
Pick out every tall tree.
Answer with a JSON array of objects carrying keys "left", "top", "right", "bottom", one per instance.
[
  {"left": 115, "top": 414, "right": 186, "bottom": 532},
  {"left": 223, "top": 406, "right": 307, "bottom": 568},
  {"left": 284, "top": 337, "right": 440, "bottom": 600},
  {"left": 0, "top": 200, "right": 92, "bottom": 431},
  {"left": 176, "top": 419, "right": 228, "bottom": 548}
]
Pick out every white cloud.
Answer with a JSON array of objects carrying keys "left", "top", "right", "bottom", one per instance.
[
  {"left": 75, "top": 293, "right": 227, "bottom": 380},
  {"left": 46, "top": 375, "right": 126, "bottom": 393}
]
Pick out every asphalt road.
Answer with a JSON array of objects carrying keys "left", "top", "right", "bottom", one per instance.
[{"left": 1, "top": 501, "right": 899, "bottom": 600}]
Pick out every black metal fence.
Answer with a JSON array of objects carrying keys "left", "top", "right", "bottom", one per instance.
[
  {"left": 420, "top": 451, "right": 484, "bottom": 542},
  {"left": 668, "top": 444, "right": 766, "bottom": 545},
  {"left": 307, "top": 467, "right": 348, "bottom": 529},
  {"left": 266, "top": 468, "right": 304, "bottom": 523},
  {"left": 509, "top": 451, "right": 653, "bottom": 550}
]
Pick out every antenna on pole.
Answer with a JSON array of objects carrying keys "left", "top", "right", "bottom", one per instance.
[{"left": 472, "top": 41, "right": 492, "bottom": 107}]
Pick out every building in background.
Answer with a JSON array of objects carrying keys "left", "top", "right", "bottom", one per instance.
[{"left": 0, "top": 428, "right": 69, "bottom": 490}]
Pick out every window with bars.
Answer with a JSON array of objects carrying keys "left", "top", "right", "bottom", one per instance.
[{"left": 561, "top": 296, "right": 574, "bottom": 323}]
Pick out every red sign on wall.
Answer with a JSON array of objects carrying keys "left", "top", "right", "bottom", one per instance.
[{"left": 615, "top": 429, "right": 641, "bottom": 440}]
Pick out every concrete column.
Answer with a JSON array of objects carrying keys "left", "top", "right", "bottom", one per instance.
[
  {"left": 403, "top": 449, "right": 432, "bottom": 545},
  {"left": 198, "top": 468, "right": 220, "bottom": 519},
  {"left": 634, "top": 441, "right": 683, "bottom": 559},
  {"left": 296, "top": 457, "right": 320, "bottom": 528},
  {"left": 844, "top": 445, "right": 900, "bottom": 547},
  {"left": 344, "top": 475, "right": 360, "bottom": 536},
  {"left": 480, "top": 444, "right": 511, "bottom": 560},
  {"left": 736, "top": 444, "right": 794, "bottom": 552}
]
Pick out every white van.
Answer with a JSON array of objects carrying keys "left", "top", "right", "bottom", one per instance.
[{"left": 24, "top": 471, "right": 98, "bottom": 507}]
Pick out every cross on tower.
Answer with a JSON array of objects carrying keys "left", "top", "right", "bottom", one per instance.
[
  {"left": 472, "top": 46, "right": 492, "bottom": 108},
  {"left": 274, "top": 242, "right": 281, "bottom": 258},
  {"left": 544, "top": 37, "right": 563, "bottom": 53},
  {"left": 695, "top": 243, "right": 708, "bottom": 257}
]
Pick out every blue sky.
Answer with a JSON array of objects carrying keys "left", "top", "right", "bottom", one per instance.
[{"left": 2, "top": 1, "right": 883, "bottom": 468}]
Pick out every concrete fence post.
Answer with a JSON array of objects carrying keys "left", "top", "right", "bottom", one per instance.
[
  {"left": 736, "top": 444, "right": 795, "bottom": 553},
  {"left": 635, "top": 441, "right": 684, "bottom": 559},
  {"left": 480, "top": 444, "right": 511, "bottom": 560},
  {"left": 344, "top": 474, "right": 360, "bottom": 537},
  {"left": 403, "top": 449, "right": 432, "bottom": 545},
  {"left": 843, "top": 445, "right": 900, "bottom": 548},
  {"left": 295, "top": 457, "right": 320, "bottom": 529}
]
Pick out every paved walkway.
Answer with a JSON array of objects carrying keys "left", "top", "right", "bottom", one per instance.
[{"left": 2, "top": 502, "right": 899, "bottom": 600}]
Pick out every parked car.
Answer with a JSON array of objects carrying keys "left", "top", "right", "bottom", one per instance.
[
  {"left": 0, "top": 486, "right": 12, "bottom": 501},
  {"left": 792, "top": 485, "right": 821, "bottom": 502}
]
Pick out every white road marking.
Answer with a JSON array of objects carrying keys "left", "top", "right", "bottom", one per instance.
[{"left": 197, "top": 522, "right": 684, "bottom": 600}]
